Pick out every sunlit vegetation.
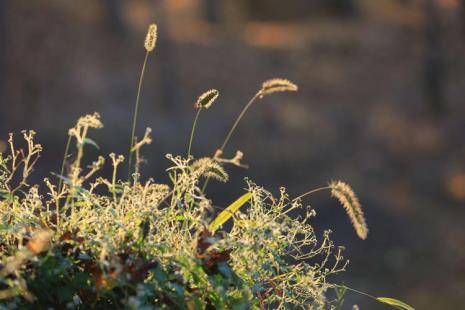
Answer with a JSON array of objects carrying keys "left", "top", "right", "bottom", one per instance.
[{"left": 0, "top": 23, "right": 413, "bottom": 309}]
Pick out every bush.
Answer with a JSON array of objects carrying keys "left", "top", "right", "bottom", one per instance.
[{"left": 0, "top": 24, "right": 412, "bottom": 310}]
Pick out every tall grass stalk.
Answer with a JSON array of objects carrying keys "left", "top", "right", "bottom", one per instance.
[
  {"left": 128, "top": 23, "right": 157, "bottom": 180},
  {"left": 128, "top": 51, "right": 150, "bottom": 179},
  {"left": 56, "top": 134, "right": 72, "bottom": 228},
  {"left": 201, "top": 92, "right": 260, "bottom": 192},
  {"left": 293, "top": 186, "right": 331, "bottom": 201},
  {"left": 187, "top": 108, "right": 202, "bottom": 158},
  {"left": 219, "top": 92, "right": 261, "bottom": 153},
  {"left": 58, "top": 135, "right": 71, "bottom": 194},
  {"left": 188, "top": 89, "right": 219, "bottom": 158}
]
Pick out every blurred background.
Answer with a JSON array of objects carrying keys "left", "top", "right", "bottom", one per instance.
[{"left": 1, "top": 0, "right": 465, "bottom": 308}]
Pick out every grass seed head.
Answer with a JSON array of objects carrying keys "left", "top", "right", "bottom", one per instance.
[
  {"left": 330, "top": 181, "right": 368, "bottom": 240},
  {"left": 194, "top": 89, "right": 219, "bottom": 109},
  {"left": 259, "top": 78, "right": 298, "bottom": 98},
  {"left": 192, "top": 157, "right": 228, "bottom": 182},
  {"left": 144, "top": 24, "right": 158, "bottom": 52}
]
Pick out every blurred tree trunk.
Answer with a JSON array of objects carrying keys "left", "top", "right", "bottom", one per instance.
[
  {"left": 424, "top": 0, "right": 445, "bottom": 115},
  {"left": 461, "top": 0, "right": 465, "bottom": 34},
  {"left": 0, "top": 0, "right": 6, "bottom": 133},
  {"left": 203, "top": 0, "right": 221, "bottom": 24},
  {"left": 103, "top": 0, "right": 126, "bottom": 36},
  {"left": 327, "top": 0, "right": 358, "bottom": 16},
  {"left": 157, "top": 1, "right": 179, "bottom": 112}
]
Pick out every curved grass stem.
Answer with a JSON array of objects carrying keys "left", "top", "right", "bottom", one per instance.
[
  {"left": 333, "top": 285, "right": 380, "bottom": 305},
  {"left": 58, "top": 135, "right": 72, "bottom": 194},
  {"left": 57, "top": 135, "right": 72, "bottom": 229},
  {"left": 219, "top": 92, "right": 260, "bottom": 152},
  {"left": 293, "top": 186, "right": 331, "bottom": 201},
  {"left": 187, "top": 108, "right": 202, "bottom": 158},
  {"left": 128, "top": 51, "right": 150, "bottom": 180},
  {"left": 201, "top": 91, "right": 261, "bottom": 192}
]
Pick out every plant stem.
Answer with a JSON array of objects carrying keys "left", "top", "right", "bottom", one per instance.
[
  {"left": 293, "top": 186, "right": 331, "bottom": 201},
  {"left": 58, "top": 135, "right": 71, "bottom": 193},
  {"left": 128, "top": 51, "right": 150, "bottom": 180},
  {"left": 56, "top": 134, "right": 72, "bottom": 229},
  {"left": 333, "top": 284, "right": 379, "bottom": 303},
  {"left": 187, "top": 108, "right": 202, "bottom": 158},
  {"left": 201, "top": 91, "right": 261, "bottom": 192},
  {"left": 219, "top": 91, "right": 260, "bottom": 152}
]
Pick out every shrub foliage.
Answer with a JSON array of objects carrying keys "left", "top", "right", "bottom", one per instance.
[{"left": 0, "top": 23, "right": 413, "bottom": 310}]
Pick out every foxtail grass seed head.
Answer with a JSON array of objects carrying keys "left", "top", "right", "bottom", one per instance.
[
  {"left": 259, "top": 78, "right": 298, "bottom": 98},
  {"left": 194, "top": 89, "right": 219, "bottom": 109},
  {"left": 192, "top": 157, "right": 229, "bottom": 182},
  {"left": 330, "top": 181, "right": 368, "bottom": 240},
  {"left": 144, "top": 24, "right": 158, "bottom": 52}
]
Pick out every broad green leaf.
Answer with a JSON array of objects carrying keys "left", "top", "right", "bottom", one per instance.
[
  {"left": 83, "top": 138, "right": 99, "bottom": 150},
  {"left": 51, "top": 172, "right": 72, "bottom": 185},
  {"left": 209, "top": 192, "right": 253, "bottom": 233},
  {"left": 0, "top": 190, "right": 12, "bottom": 200},
  {"left": 74, "top": 201, "right": 90, "bottom": 207},
  {"left": 334, "top": 286, "right": 347, "bottom": 310},
  {"left": 376, "top": 297, "right": 415, "bottom": 310},
  {"left": 0, "top": 288, "right": 20, "bottom": 300}
]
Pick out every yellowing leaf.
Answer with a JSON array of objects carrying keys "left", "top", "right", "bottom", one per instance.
[
  {"left": 376, "top": 297, "right": 415, "bottom": 310},
  {"left": 209, "top": 192, "right": 252, "bottom": 233}
]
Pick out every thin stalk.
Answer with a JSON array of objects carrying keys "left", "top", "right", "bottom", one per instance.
[
  {"left": 56, "top": 135, "right": 72, "bottom": 229},
  {"left": 219, "top": 91, "right": 260, "bottom": 152},
  {"left": 58, "top": 135, "right": 71, "bottom": 193},
  {"left": 333, "top": 284, "right": 379, "bottom": 303},
  {"left": 292, "top": 186, "right": 331, "bottom": 201},
  {"left": 201, "top": 91, "right": 261, "bottom": 192},
  {"left": 112, "top": 163, "right": 118, "bottom": 202},
  {"left": 128, "top": 51, "right": 150, "bottom": 180},
  {"left": 187, "top": 108, "right": 202, "bottom": 158}
]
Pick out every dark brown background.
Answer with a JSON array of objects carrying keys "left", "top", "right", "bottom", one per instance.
[{"left": 1, "top": 0, "right": 465, "bottom": 308}]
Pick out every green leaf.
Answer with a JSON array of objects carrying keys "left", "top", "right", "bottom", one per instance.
[
  {"left": 376, "top": 297, "right": 415, "bottom": 310},
  {"left": 83, "top": 138, "right": 99, "bottom": 150},
  {"left": 209, "top": 192, "right": 253, "bottom": 233},
  {"left": 0, "top": 190, "right": 11, "bottom": 200},
  {"left": 334, "top": 286, "right": 347, "bottom": 310}
]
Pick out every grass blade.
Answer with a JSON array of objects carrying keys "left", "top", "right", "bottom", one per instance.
[
  {"left": 376, "top": 297, "right": 415, "bottom": 310},
  {"left": 209, "top": 192, "right": 252, "bottom": 232}
]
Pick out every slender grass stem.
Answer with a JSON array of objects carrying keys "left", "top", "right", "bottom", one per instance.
[
  {"left": 112, "top": 164, "right": 118, "bottom": 202},
  {"left": 56, "top": 134, "right": 72, "bottom": 229},
  {"left": 187, "top": 108, "right": 202, "bottom": 158},
  {"left": 293, "top": 186, "right": 331, "bottom": 201},
  {"left": 333, "top": 284, "right": 379, "bottom": 303},
  {"left": 201, "top": 92, "right": 261, "bottom": 192},
  {"left": 58, "top": 135, "right": 71, "bottom": 193},
  {"left": 219, "top": 92, "right": 260, "bottom": 152},
  {"left": 128, "top": 51, "right": 150, "bottom": 180}
]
